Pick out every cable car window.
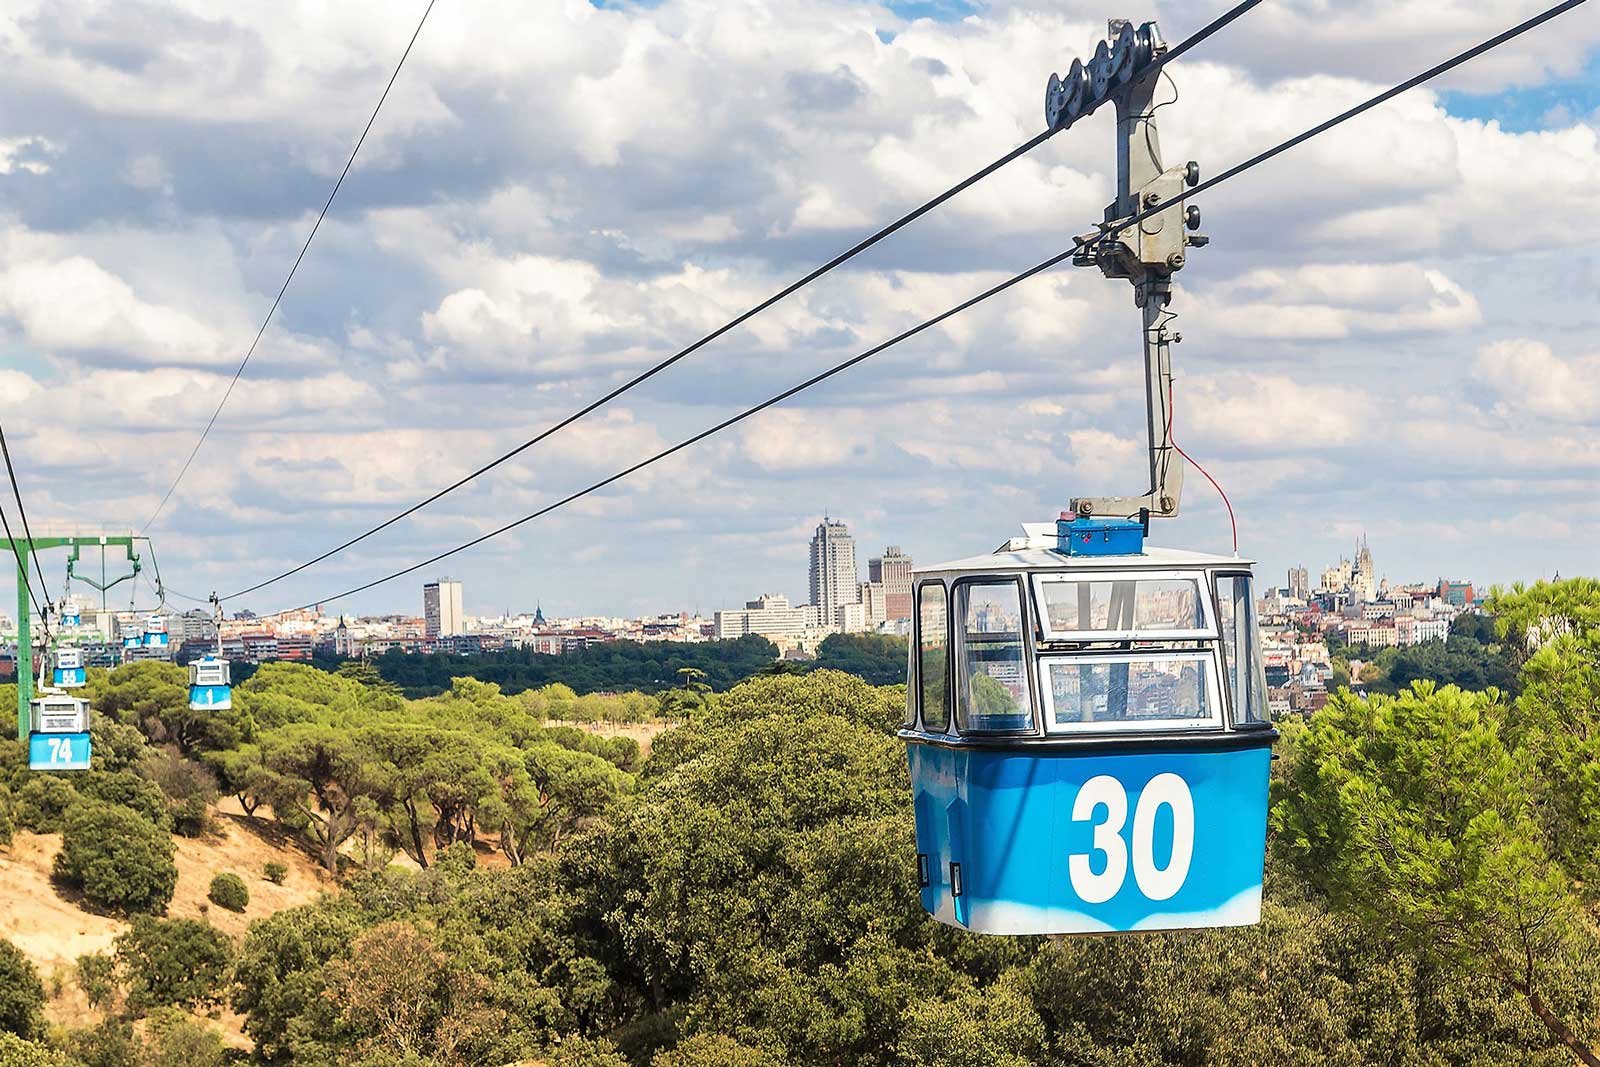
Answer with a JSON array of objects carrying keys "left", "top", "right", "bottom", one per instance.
[
  {"left": 1216, "top": 574, "right": 1269, "bottom": 725},
  {"left": 1039, "top": 652, "right": 1220, "bottom": 732},
  {"left": 956, "top": 581, "right": 1032, "bottom": 733},
  {"left": 918, "top": 583, "right": 950, "bottom": 732},
  {"left": 1033, "top": 573, "right": 1214, "bottom": 641}
]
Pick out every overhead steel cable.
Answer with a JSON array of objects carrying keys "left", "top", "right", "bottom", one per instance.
[
  {"left": 141, "top": 0, "right": 439, "bottom": 534},
  {"left": 257, "top": 0, "right": 1582, "bottom": 615},
  {"left": 217, "top": 0, "right": 1269, "bottom": 602},
  {"left": 273, "top": 247, "right": 1079, "bottom": 612},
  {"left": 0, "top": 419, "right": 51, "bottom": 615}
]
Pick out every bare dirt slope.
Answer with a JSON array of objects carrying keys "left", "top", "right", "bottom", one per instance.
[{"left": 0, "top": 814, "right": 329, "bottom": 1036}]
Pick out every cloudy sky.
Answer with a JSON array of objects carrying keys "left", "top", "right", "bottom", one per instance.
[{"left": 1, "top": 0, "right": 1597, "bottom": 621}]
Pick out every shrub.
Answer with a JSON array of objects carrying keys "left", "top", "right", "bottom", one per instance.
[
  {"left": 114, "top": 917, "right": 234, "bottom": 1012},
  {"left": 207, "top": 873, "right": 248, "bottom": 913},
  {"left": 0, "top": 938, "right": 45, "bottom": 1039},
  {"left": 552, "top": 1036, "right": 630, "bottom": 1067},
  {"left": 14, "top": 776, "right": 78, "bottom": 833},
  {"left": 170, "top": 796, "right": 208, "bottom": 838},
  {"left": 77, "top": 770, "right": 172, "bottom": 830},
  {"left": 263, "top": 861, "right": 288, "bottom": 885},
  {"left": 0, "top": 1032, "right": 76, "bottom": 1066},
  {"left": 61, "top": 1019, "right": 143, "bottom": 1067},
  {"left": 0, "top": 783, "right": 13, "bottom": 846},
  {"left": 54, "top": 802, "right": 178, "bottom": 914},
  {"left": 76, "top": 952, "right": 118, "bottom": 1010},
  {"left": 144, "top": 1007, "right": 226, "bottom": 1067}
]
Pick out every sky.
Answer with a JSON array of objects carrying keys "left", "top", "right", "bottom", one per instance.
[{"left": 0, "top": 0, "right": 1597, "bottom": 621}]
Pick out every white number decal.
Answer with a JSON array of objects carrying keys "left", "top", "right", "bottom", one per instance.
[
  {"left": 49, "top": 738, "right": 71, "bottom": 764},
  {"left": 1131, "top": 772, "right": 1194, "bottom": 901},
  {"left": 1068, "top": 775, "right": 1127, "bottom": 904},
  {"left": 1069, "top": 773, "right": 1195, "bottom": 903}
]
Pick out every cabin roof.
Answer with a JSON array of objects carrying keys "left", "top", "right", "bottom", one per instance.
[{"left": 916, "top": 525, "right": 1254, "bottom": 576}]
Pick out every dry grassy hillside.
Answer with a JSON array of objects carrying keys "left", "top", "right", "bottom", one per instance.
[{"left": 0, "top": 811, "right": 329, "bottom": 1042}]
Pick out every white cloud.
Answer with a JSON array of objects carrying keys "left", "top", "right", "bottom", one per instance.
[
  {"left": 1472, "top": 338, "right": 1600, "bottom": 422},
  {"left": 0, "top": 0, "right": 1593, "bottom": 610}
]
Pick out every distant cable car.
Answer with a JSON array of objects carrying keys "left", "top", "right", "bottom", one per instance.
[
  {"left": 188, "top": 656, "right": 232, "bottom": 712},
  {"left": 59, "top": 598, "right": 82, "bottom": 628},
  {"left": 28, "top": 690, "right": 91, "bottom": 771},
  {"left": 142, "top": 615, "right": 168, "bottom": 649},
  {"left": 900, "top": 18, "right": 1277, "bottom": 935},
  {"left": 52, "top": 647, "right": 86, "bottom": 688},
  {"left": 122, "top": 630, "right": 142, "bottom": 650}
]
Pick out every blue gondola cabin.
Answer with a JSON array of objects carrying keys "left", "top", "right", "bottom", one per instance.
[
  {"left": 188, "top": 657, "right": 232, "bottom": 712},
  {"left": 142, "top": 615, "right": 168, "bottom": 649},
  {"left": 900, "top": 525, "right": 1276, "bottom": 936},
  {"left": 52, "top": 647, "right": 86, "bottom": 688}
]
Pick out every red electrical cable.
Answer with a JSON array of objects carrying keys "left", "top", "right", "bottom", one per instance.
[{"left": 1165, "top": 376, "right": 1238, "bottom": 554}]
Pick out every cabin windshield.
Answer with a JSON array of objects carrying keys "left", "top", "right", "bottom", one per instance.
[
  {"left": 1034, "top": 574, "right": 1213, "bottom": 640},
  {"left": 1040, "top": 652, "right": 1219, "bottom": 733}
]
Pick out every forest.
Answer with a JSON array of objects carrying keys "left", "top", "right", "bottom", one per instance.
[
  {"left": 0, "top": 578, "right": 1596, "bottom": 1066},
  {"left": 330, "top": 636, "right": 783, "bottom": 698}
]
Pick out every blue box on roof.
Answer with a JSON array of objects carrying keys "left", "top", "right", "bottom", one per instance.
[{"left": 1056, "top": 516, "right": 1145, "bottom": 556}]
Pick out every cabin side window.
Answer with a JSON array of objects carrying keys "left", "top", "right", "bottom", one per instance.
[
  {"left": 1216, "top": 574, "right": 1269, "bottom": 725},
  {"left": 956, "top": 580, "right": 1032, "bottom": 733},
  {"left": 917, "top": 582, "right": 950, "bottom": 732}
]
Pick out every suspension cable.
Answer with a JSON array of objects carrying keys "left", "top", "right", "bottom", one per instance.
[
  {"left": 141, "top": 0, "right": 440, "bottom": 533},
  {"left": 252, "top": 0, "right": 1585, "bottom": 614},
  {"left": 218, "top": 0, "right": 1270, "bottom": 601}
]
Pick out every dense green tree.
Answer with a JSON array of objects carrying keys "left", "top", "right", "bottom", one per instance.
[
  {"left": 231, "top": 902, "right": 367, "bottom": 1063},
  {"left": 54, "top": 801, "right": 177, "bottom": 914},
  {"left": 811, "top": 633, "right": 908, "bottom": 687},
  {"left": 13, "top": 775, "right": 78, "bottom": 833},
  {"left": 1489, "top": 578, "right": 1600, "bottom": 661},
  {"left": 75, "top": 770, "right": 171, "bottom": 830},
  {"left": 61, "top": 1019, "right": 143, "bottom": 1067},
  {"left": 0, "top": 939, "right": 45, "bottom": 1039},
  {"left": 255, "top": 723, "right": 377, "bottom": 875},
  {"left": 114, "top": 916, "right": 234, "bottom": 1012},
  {"left": 362, "top": 636, "right": 780, "bottom": 698},
  {"left": 1273, "top": 682, "right": 1600, "bottom": 1063},
  {"left": 653, "top": 1034, "right": 790, "bottom": 1066},
  {"left": 0, "top": 783, "right": 13, "bottom": 847},
  {"left": 0, "top": 1033, "right": 76, "bottom": 1066},
  {"left": 142, "top": 1009, "right": 227, "bottom": 1067}
]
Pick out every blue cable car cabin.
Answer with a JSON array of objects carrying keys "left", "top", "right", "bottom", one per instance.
[
  {"left": 28, "top": 690, "right": 92, "bottom": 772},
  {"left": 188, "top": 657, "right": 232, "bottom": 712},
  {"left": 901, "top": 527, "right": 1276, "bottom": 936},
  {"left": 142, "top": 615, "right": 169, "bottom": 649},
  {"left": 52, "top": 647, "right": 86, "bottom": 688}
]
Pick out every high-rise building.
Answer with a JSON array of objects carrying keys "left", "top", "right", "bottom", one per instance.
[
  {"left": 423, "top": 578, "right": 464, "bottom": 638},
  {"left": 1287, "top": 565, "right": 1310, "bottom": 600},
  {"left": 809, "top": 518, "right": 859, "bottom": 615},
  {"left": 869, "top": 545, "right": 914, "bottom": 620}
]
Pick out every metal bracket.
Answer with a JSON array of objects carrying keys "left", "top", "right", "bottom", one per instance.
[{"left": 1063, "top": 18, "right": 1207, "bottom": 524}]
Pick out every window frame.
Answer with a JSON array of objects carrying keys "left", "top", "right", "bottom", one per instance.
[
  {"left": 1213, "top": 570, "right": 1271, "bottom": 728},
  {"left": 952, "top": 575, "right": 1037, "bottom": 735},
  {"left": 1037, "top": 649, "right": 1224, "bottom": 735},
  {"left": 915, "top": 579, "right": 952, "bottom": 733},
  {"left": 1031, "top": 569, "right": 1219, "bottom": 643}
]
